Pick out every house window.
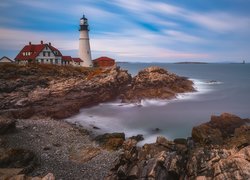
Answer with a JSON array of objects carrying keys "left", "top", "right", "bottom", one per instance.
[
  {"left": 50, "top": 59, "right": 53, "bottom": 64},
  {"left": 54, "top": 51, "right": 57, "bottom": 55},
  {"left": 43, "top": 52, "right": 46, "bottom": 56},
  {"left": 23, "top": 52, "right": 25, "bottom": 56},
  {"left": 41, "top": 59, "right": 44, "bottom": 64},
  {"left": 48, "top": 52, "right": 50, "bottom": 57},
  {"left": 55, "top": 59, "right": 58, "bottom": 64},
  {"left": 45, "top": 46, "right": 48, "bottom": 50}
]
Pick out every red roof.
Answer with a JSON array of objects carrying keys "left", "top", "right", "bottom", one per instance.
[
  {"left": 93, "top": 56, "right": 115, "bottom": 62},
  {"left": 62, "top": 56, "right": 72, "bottom": 61},
  {"left": 15, "top": 42, "right": 62, "bottom": 61},
  {"left": 72, "top": 58, "right": 83, "bottom": 62}
]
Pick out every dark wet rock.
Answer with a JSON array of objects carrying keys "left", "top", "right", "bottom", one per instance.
[
  {"left": 0, "top": 148, "right": 37, "bottom": 174},
  {"left": 121, "top": 66, "right": 195, "bottom": 102},
  {"left": 93, "top": 126, "right": 100, "bottom": 129},
  {"left": 0, "top": 116, "right": 16, "bottom": 134},
  {"left": 129, "top": 134, "right": 144, "bottom": 142},
  {"left": 95, "top": 133, "right": 125, "bottom": 150},
  {"left": 174, "top": 138, "right": 187, "bottom": 145}
]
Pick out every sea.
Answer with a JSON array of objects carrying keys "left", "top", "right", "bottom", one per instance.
[{"left": 66, "top": 63, "right": 250, "bottom": 144}]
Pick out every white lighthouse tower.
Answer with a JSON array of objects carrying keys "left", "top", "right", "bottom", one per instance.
[{"left": 79, "top": 14, "right": 93, "bottom": 67}]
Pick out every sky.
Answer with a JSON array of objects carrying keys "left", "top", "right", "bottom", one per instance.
[{"left": 0, "top": 0, "right": 250, "bottom": 63}]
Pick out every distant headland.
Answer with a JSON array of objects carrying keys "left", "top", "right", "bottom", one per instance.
[{"left": 174, "top": 61, "right": 209, "bottom": 64}]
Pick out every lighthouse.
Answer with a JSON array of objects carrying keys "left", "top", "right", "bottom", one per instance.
[{"left": 79, "top": 14, "right": 93, "bottom": 67}]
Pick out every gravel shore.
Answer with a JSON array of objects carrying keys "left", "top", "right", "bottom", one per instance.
[{"left": 2, "top": 117, "right": 121, "bottom": 180}]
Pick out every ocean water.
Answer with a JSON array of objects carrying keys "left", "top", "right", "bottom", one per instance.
[{"left": 66, "top": 63, "right": 250, "bottom": 144}]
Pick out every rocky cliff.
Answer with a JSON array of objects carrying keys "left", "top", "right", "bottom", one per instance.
[
  {"left": 106, "top": 113, "right": 250, "bottom": 180},
  {"left": 0, "top": 63, "right": 131, "bottom": 119},
  {"left": 0, "top": 64, "right": 194, "bottom": 119},
  {"left": 121, "top": 66, "right": 195, "bottom": 102}
]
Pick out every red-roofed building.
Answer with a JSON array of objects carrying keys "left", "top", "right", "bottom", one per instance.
[
  {"left": 93, "top": 56, "right": 116, "bottom": 67},
  {"left": 15, "top": 41, "right": 85, "bottom": 67},
  {"left": 72, "top": 58, "right": 83, "bottom": 66},
  {"left": 15, "top": 41, "right": 63, "bottom": 65},
  {"left": 62, "top": 56, "right": 72, "bottom": 65}
]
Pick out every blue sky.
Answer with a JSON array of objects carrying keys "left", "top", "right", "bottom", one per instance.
[{"left": 0, "top": 0, "right": 250, "bottom": 62}]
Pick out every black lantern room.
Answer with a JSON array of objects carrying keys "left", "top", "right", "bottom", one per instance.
[{"left": 79, "top": 14, "right": 89, "bottom": 31}]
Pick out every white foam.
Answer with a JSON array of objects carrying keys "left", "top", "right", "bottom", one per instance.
[
  {"left": 66, "top": 112, "right": 147, "bottom": 137},
  {"left": 99, "top": 102, "right": 138, "bottom": 108},
  {"left": 141, "top": 99, "right": 169, "bottom": 107}
]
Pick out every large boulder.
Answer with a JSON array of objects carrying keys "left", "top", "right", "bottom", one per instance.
[
  {"left": 192, "top": 113, "right": 248, "bottom": 145},
  {"left": 121, "top": 66, "right": 194, "bottom": 102}
]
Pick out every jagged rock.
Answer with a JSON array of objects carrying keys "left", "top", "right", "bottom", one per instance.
[
  {"left": 0, "top": 116, "right": 16, "bottom": 134},
  {"left": 106, "top": 113, "right": 250, "bottom": 180},
  {"left": 192, "top": 113, "right": 248, "bottom": 145},
  {"left": 156, "top": 136, "right": 175, "bottom": 149},
  {"left": 122, "top": 66, "right": 194, "bottom": 102},
  {"left": 0, "top": 64, "right": 132, "bottom": 119},
  {"left": 95, "top": 132, "right": 125, "bottom": 150},
  {"left": 129, "top": 134, "right": 144, "bottom": 142},
  {"left": 186, "top": 146, "right": 250, "bottom": 179},
  {"left": 42, "top": 173, "right": 55, "bottom": 180}
]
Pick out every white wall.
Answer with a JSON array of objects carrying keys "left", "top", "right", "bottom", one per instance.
[
  {"left": 0, "top": 57, "right": 13, "bottom": 63},
  {"left": 36, "top": 47, "right": 62, "bottom": 65},
  {"left": 79, "top": 30, "right": 93, "bottom": 67}
]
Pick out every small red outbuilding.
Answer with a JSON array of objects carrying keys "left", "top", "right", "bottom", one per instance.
[{"left": 92, "top": 56, "right": 115, "bottom": 67}]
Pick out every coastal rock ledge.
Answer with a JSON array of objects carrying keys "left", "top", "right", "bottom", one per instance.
[
  {"left": 121, "top": 66, "right": 195, "bottom": 102},
  {"left": 106, "top": 113, "right": 250, "bottom": 180},
  {"left": 0, "top": 64, "right": 194, "bottom": 119}
]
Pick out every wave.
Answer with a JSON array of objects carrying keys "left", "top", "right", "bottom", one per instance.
[{"left": 97, "top": 79, "right": 223, "bottom": 107}]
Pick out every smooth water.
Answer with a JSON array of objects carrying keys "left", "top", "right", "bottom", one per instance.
[{"left": 66, "top": 63, "right": 250, "bottom": 144}]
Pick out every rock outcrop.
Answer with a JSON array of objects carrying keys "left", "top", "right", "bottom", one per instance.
[
  {"left": 95, "top": 133, "right": 125, "bottom": 150},
  {"left": 0, "top": 64, "right": 131, "bottom": 119},
  {"left": 0, "top": 64, "right": 196, "bottom": 119},
  {"left": 106, "top": 113, "right": 250, "bottom": 179},
  {"left": 121, "top": 66, "right": 195, "bottom": 102}
]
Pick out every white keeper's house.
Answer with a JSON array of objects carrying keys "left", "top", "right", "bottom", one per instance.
[{"left": 14, "top": 41, "right": 83, "bottom": 66}]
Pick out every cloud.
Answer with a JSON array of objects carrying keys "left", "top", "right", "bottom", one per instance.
[
  {"left": 0, "top": 28, "right": 77, "bottom": 50},
  {"left": 111, "top": 0, "right": 250, "bottom": 33}
]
